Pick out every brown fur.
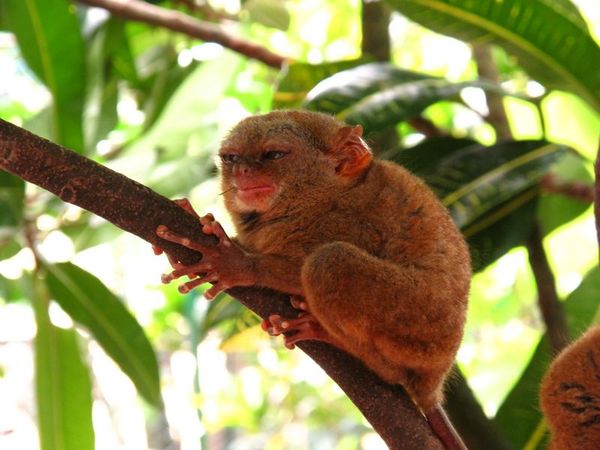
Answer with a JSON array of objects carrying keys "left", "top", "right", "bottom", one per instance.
[
  {"left": 219, "top": 110, "right": 471, "bottom": 410},
  {"left": 540, "top": 326, "right": 600, "bottom": 449}
]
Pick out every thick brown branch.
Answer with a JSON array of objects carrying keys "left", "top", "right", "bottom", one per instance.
[
  {"left": 526, "top": 222, "right": 570, "bottom": 354},
  {"left": 75, "top": 0, "right": 287, "bottom": 69},
  {"left": 0, "top": 119, "right": 443, "bottom": 449}
]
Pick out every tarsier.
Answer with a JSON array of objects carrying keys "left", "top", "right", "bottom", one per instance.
[
  {"left": 155, "top": 110, "right": 471, "bottom": 448},
  {"left": 541, "top": 325, "right": 600, "bottom": 449}
]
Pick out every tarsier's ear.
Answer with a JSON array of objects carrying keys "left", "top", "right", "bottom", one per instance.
[{"left": 330, "top": 125, "right": 373, "bottom": 177}]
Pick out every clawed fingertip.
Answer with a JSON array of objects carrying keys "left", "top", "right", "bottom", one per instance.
[{"left": 178, "top": 284, "right": 190, "bottom": 294}]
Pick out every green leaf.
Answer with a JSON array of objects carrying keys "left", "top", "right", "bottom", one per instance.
[
  {"left": 45, "top": 262, "right": 162, "bottom": 407},
  {"left": 465, "top": 191, "right": 539, "bottom": 272},
  {"left": 245, "top": 0, "right": 290, "bottom": 31},
  {"left": 4, "top": 0, "right": 86, "bottom": 151},
  {"left": 0, "top": 273, "right": 25, "bottom": 302},
  {"left": 387, "top": 0, "right": 600, "bottom": 113},
  {"left": 394, "top": 139, "right": 568, "bottom": 229},
  {"left": 304, "top": 62, "right": 514, "bottom": 131},
  {"left": 273, "top": 59, "right": 368, "bottom": 109},
  {"left": 34, "top": 293, "right": 94, "bottom": 450},
  {"left": 494, "top": 266, "right": 600, "bottom": 448},
  {"left": 390, "top": 137, "right": 573, "bottom": 270},
  {"left": 0, "top": 171, "right": 24, "bottom": 227},
  {"left": 0, "top": 237, "right": 21, "bottom": 261}
]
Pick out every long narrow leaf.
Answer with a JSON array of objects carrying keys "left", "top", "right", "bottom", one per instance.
[
  {"left": 304, "top": 62, "right": 513, "bottom": 131},
  {"left": 273, "top": 59, "right": 368, "bottom": 109},
  {"left": 394, "top": 139, "right": 569, "bottom": 229},
  {"left": 34, "top": 288, "right": 94, "bottom": 450},
  {"left": 45, "top": 262, "right": 162, "bottom": 407},
  {"left": 387, "top": 0, "right": 600, "bottom": 112},
  {"left": 4, "top": 0, "right": 86, "bottom": 151},
  {"left": 391, "top": 138, "right": 577, "bottom": 270}
]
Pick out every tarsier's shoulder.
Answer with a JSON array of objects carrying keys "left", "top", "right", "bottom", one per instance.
[{"left": 541, "top": 326, "right": 600, "bottom": 450}]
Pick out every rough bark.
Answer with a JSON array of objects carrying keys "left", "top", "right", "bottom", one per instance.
[{"left": 0, "top": 118, "right": 443, "bottom": 449}]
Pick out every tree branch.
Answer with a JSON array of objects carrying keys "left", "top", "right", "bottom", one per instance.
[
  {"left": 0, "top": 119, "right": 444, "bottom": 450},
  {"left": 526, "top": 222, "right": 570, "bottom": 354},
  {"left": 473, "top": 43, "right": 569, "bottom": 354},
  {"left": 75, "top": 0, "right": 287, "bottom": 69},
  {"left": 472, "top": 44, "right": 512, "bottom": 141}
]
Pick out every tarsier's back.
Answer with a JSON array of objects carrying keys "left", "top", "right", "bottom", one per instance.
[{"left": 541, "top": 326, "right": 600, "bottom": 449}]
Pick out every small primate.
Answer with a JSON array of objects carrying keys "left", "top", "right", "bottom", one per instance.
[
  {"left": 540, "top": 326, "right": 600, "bottom": 449},
  {"left": 156, "top": 110, "right": 471, "bottom": 448}
]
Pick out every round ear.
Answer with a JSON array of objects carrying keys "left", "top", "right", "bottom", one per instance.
[{"left": 330, "top": 125, "right": 373, "bottom": 177}]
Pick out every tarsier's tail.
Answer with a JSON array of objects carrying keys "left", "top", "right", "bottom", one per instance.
[
  {"left": 540, "top": 325, "right": 600, "bottom": 449},
  {"left": 425, "top": 404, "right": 467, "bottom": 450}
]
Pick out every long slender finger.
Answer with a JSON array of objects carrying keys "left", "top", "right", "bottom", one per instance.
[
  {"left": 290, "top": 296, "right": 308, "bottom": 311},
  {"left": 178, "top": 277, "right": 208, "bottom": 294},
  {"left": 204, "top": 283, "right": 227, "bottom": 300},
  {"left": 174, "top": 198, "right": 199, "bottom": 218},
  {"left": 156, "top": 225, "right": 211, "bottom": 252},
  {"left": 208, "top": 221, "right": 230, "bottom": 245},
  {"left": 267, "top": 315, "right": 285, "bottom": 335},
  {"left": 199, "top": 213, "right": 215, "bottom": 226},
  {"left": 168, "top": 261, "right": 216, "bottom": 281}
]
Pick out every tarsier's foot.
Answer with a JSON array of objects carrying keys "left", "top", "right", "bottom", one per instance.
[{"left": 262, "top": 296, "right": 335, "bottom": 349}]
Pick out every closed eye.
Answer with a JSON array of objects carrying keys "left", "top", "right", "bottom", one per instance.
[
  {"left": 262, "top": 150, "right": 287, "bottom": 161},
  {"left": 220, "top": 153, "right": 241, "bottom": 165}
]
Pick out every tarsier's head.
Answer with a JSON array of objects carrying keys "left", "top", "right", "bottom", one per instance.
[{"left": 218, "top": 110, "right": 373, "bottom": 214}]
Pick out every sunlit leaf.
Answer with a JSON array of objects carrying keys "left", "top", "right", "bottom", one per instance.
[
  {"left": 0, "top": 273, "right": 25, "bottom": 302},
  {"left": 34, "top": 292, "right": 94, "bottom": 450},
  {"left": 273, "top": 59, "right": 367, "bottom": 109},
  {"left": 4, "top": 0, "right": 86, "bottom": 151},
  {"left": 304, "top": 62, "right": 514, "bottom": 131},
  {"left": 200, "top": 294, "right": 260, "bottom": 343},
  {"left": 45, "top": 262, "right": 162, "bottom": 407},
  {"left": 387, "top": 0, "right": 600, "bottom": 112},
  {"left": 494, "top": 266, "right": 600, "bottom": 448},
  {"left": 245, "top": 0, "right": 290, "bottom": 31}
]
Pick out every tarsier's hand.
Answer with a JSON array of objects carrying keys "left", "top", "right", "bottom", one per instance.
[{"left": 155, "top": 200, "right": 257, "bottom": 299}]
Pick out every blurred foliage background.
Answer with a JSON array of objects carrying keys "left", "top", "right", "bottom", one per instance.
[{"left": 0, "top": 0, "right": 599, "bottom": 449}]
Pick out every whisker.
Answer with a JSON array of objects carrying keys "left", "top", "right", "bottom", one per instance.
[{"left": 218, "top": 186, "right": 235, "bottom": 196}]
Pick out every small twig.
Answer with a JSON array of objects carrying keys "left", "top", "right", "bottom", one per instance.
[
  {"left": 526, "top": 221, "right": 570, "bottom": 354},
  {"left": 408, "top": 117, "right": 446, "bottom": 138},
  {"left": 75, "top": 0, "right": 287, "bottom": 69},
  {"left": 541, "top": 173, "right": 594, "bottom": 203}
]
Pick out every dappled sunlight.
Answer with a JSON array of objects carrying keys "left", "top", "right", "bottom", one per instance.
[{"left": 1, "top": 0, "right": 600, "bottom": 448}]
